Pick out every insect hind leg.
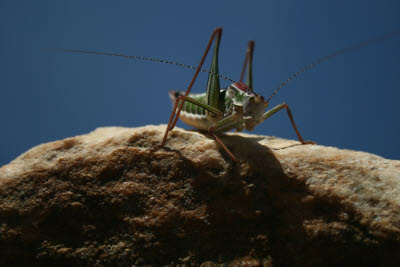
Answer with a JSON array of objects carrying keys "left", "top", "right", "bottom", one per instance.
[
  {"left": 239, "top": 40, "right": 255, "bottom": 90},
  {"left": 156, "top": 28, "right": 223, "bottom": 148}
]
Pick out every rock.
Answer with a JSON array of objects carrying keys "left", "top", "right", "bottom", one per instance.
[{"left": 0, "top": 125, "right": 399, "bottom": 266}]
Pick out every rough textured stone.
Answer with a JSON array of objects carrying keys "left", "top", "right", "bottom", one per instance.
[{"left": 0, "top": 125, "right": 399, "bottom": 266}]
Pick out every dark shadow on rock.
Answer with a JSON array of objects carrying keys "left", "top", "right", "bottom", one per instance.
[{"left": 154, "top": 133, "right": 400, "bottom": 266}]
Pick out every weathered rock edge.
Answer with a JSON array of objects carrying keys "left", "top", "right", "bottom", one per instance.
[{"left": 0, "top": 125, "right": 399, "bottom": 266}]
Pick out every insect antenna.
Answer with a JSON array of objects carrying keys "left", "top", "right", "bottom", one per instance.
[
  {"left": 42, "top": 49, "right": 241, "bottom": 85},
  {"left": 266, "top": 31, "right": 400, "bottom": 103}
]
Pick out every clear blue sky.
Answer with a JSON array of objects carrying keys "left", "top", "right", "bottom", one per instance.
[{"left": 1, "top": 0, "right": 400, "bottom": 166}]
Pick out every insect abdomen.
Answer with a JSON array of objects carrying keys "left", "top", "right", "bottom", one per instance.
[{"left": 169, "top": 91, "right": 210, "bottom": 130}]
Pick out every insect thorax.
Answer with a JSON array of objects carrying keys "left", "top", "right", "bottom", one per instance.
[{"left": 226, "top": 84, "right": 266, "bottom": 131}]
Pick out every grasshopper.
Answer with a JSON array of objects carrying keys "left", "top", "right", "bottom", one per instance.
[{"left": 44, "top": 28, "right": 399, "bottom": 161}]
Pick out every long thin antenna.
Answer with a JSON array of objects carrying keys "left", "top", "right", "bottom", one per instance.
[
  {"left": 42, "top": 49, "right": 239, "bottom": 85},
  {"left": 266, "top": 31, "right": 400, "bottom": 103}
]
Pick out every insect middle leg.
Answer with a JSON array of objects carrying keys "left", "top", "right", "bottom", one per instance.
[
  {"left": 171, "top": 94, "right": 223, "bottom": 118},
  {"left": 263, "top": 103, "right": 316, "bottom": 144}
]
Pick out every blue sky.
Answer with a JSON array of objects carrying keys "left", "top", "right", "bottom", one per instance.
[{"left": 1, "top": 0, "right": 400, "bottom": 166}]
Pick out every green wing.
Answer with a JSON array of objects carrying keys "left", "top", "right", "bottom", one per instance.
[{"left": 205, "top": 30, "right": 223, "bottom": 114}]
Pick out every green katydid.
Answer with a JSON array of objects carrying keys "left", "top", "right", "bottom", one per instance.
[{"left": 44, "top": 28, "right": 399, "bottom": 161}]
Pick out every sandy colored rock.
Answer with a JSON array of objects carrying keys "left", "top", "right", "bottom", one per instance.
[{"left": 0, "top": 125, "right": 399, "bottom": 266}]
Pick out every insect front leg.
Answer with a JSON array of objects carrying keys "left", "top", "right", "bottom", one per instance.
[{"left": 263, "top": 103, "right": 316, "bottom": 145}]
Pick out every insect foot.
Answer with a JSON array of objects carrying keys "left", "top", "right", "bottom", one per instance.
[
  {"left": 1, "top": 125, "right": 399, "bottom": 266},
  {"left": 147, "top": 144, "right": 164, "bottom": 153}
]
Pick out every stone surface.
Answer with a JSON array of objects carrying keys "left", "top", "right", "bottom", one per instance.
[{"left": 0, "top": 125, "right": 399, "bottom": 266}]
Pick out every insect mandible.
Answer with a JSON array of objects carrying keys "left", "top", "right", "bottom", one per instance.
[{"left": 44, "top": 28, "right": 399, "bottom": 161}]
